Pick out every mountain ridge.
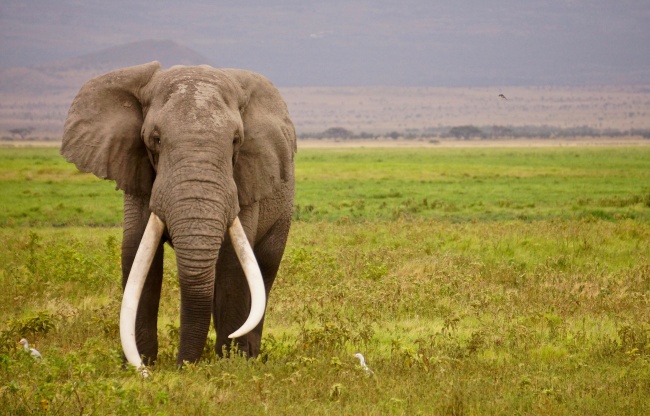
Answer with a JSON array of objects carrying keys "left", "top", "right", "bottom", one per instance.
[{"left": 0, "top": 40, "right": 214, "bottom": 94}]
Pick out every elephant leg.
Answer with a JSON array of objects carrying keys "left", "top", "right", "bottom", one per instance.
[
  {"left": 212, "top": 204, "right": 259, "bottom": 357},
  {"left": 245, "top": 214, "right": 292, "bottom": 357},
  {"left": 213, "top": 213, "right": 291, "bottom": 358},
  {"left": 213, "top": 234, "right": 253, "bottom": 357},
  {"left": 122, "top": 194, "right": 165, "bottom": 365}
]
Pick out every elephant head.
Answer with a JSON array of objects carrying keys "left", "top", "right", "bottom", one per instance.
[{"left": 61, "top": 61, "right": 295, "bottom": 368}]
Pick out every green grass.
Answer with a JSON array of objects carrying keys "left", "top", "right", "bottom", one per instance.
[
  {"left": 0, "top": 148, "right": 122, "bottom": 227},
  {"left": 1, "top": 146, "right": 650, "bottom": 414},
  {"left": 295, "top": 147, "right": 650, "bottom": 222}
]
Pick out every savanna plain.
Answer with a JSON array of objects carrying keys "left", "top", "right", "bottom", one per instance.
[{"left": 1, "top": 144, "right": 649, "bottom": 415}]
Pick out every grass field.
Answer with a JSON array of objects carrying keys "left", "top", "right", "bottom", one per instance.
[{"left": 1, "top": 146, "right": 649, "bottom": 414}]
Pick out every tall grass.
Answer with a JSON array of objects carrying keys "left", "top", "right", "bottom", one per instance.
[{"left": 1, "top": 146, "right": 649, "bottom": 414}]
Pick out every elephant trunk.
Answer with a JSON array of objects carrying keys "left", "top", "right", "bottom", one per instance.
[
  {"left": 120, "top": 166, "right": 266, "bottom": 369},
  {"left": 163, "top": 165, "right": 237, "bottom": 364},
  {"left": 169, "top": 197, "right": 227, "bottom": 364}
]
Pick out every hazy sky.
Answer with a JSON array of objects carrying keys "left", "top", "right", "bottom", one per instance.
[{"left": 1, "top": 0, "right": 649, "bottom": 86}]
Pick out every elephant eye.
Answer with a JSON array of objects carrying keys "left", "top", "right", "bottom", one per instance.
[
  {"left": 152, "top": 132, "right": 161, "bottom": 146},
  {"left": 233, "top": 132, "right": 241, "bottom": 146}
]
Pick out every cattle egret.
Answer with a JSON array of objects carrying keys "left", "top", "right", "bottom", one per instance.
[
  {"left": 19, "top": 338, "right": 42, "bottom": 360},
  {"left": 354, "top": 352, "right": 374, "bottom": 374}
]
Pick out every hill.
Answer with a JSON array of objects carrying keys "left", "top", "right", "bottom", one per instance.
[{"left": 0, "top": 39, "right": 213, "bottom": 94}]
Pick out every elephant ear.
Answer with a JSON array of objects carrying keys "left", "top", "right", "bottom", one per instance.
[
  {"left": 228, "top": 70, "right": 297, "bottom": 206},
  {"left": 61, "top": 61, "right": 161, "bottom": 197}
]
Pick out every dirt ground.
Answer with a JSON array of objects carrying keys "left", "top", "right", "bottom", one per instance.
[
  {"left": 0, "top": 140, "right": 62, "bottom": 148},
  {"left": 297, "top": 137, "right": 650, "bottom": 148}
]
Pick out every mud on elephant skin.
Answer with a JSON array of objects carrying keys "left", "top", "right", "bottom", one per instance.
[{"left": 61, "top": 61, "right": 296, "bottom": 367}]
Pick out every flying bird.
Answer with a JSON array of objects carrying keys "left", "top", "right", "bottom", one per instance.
[
  {"left": 498, "top": 94, "right": 508, "bottom": 100},
  {"left": 19, "top": 338, "right": 42, "bottom": 360},
  {"left": 354, "top": 352, "right": 374, "bottom": 374}
]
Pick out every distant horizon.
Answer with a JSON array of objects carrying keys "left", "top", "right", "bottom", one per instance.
[{"left": 2, "top": 1, "right": 649, "bottom": 87}]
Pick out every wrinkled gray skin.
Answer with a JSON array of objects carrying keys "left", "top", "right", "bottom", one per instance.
[{"left": 61, "top": 61, "right": 295, "bottom": 366}]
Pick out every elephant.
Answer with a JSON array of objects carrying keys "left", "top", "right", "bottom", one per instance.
[{"left": 61, "top": 61, "right": 296, "bottom": 368}]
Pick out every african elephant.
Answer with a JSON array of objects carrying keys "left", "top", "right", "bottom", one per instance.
[{"left": 61, "top": 61, "right": 296, "bottom": 368}]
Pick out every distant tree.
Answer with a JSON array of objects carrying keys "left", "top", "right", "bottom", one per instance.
[
  {"left": 357, "top": 131, "right": 375, "bottom": 139},
  {"left": 321, "top": 127, "right": 354, "bottom": 139},
  {"left": 490, "top": 125, "right": 515, "bottom": 138},
  {"left": 447, "top": 125, "right": 484, "bottom": 140},
  {"left": 9, "top": 127, "right": 35, "bottom": 140}
]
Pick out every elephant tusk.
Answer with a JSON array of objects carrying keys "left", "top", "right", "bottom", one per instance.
[
  {"left": 119, "top": 212, "right": 165, "bottom": 372},
  {"left": 227, "top": 216, "right": 266, "bottom": 339}
]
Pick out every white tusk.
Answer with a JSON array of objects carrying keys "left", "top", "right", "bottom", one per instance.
[
  {"left": 227, "top": 216, "right": 266, "bottom": 339},
  {"left": 119, "top": 213, "right": 165, "bottom": 372}
]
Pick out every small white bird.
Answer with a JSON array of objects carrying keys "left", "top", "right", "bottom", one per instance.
[
  {"left": 19, "top": 338, "right": 42, "bottom": 360},
  {"left": 354, "top": 352, "right": 374, "bottom": 374}
]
